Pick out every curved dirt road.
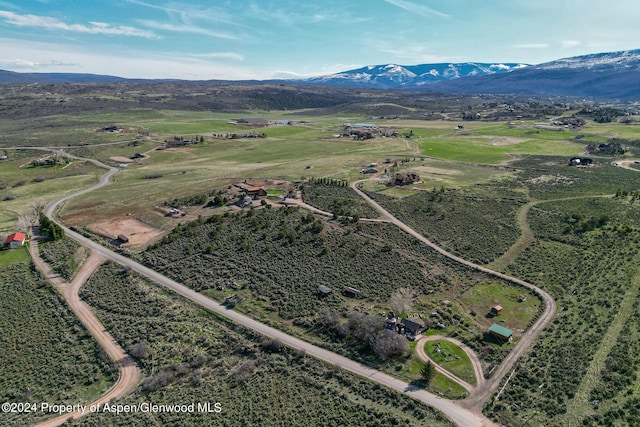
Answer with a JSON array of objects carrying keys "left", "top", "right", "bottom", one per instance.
[
  {"left": 29, "top": 239, "right": 141, "bottom": 427},
  {"left": 350, "top": 180, "right": 557, "bottom": 410},
  {"left": 416, "top": 336, "right": 485, "bottom": 393}
]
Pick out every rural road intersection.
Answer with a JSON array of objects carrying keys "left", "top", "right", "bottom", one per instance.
[{"left": 28, "top": 151, "right": 560, "bottom": 427}]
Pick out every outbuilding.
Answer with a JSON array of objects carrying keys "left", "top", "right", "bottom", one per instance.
[
  {"left": 489, "top": 323, "right": 513, "bottom": 344},
  {"left": 4, "top": 232, "right": 26, "bottom": 249},
  {"left": 490, "top": 305, "right": 503, "bottom": 315}
]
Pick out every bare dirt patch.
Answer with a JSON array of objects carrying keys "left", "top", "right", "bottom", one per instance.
[
  {"left": 109, "top": 156, "right": 134, "bottom": 163},
  {"left": 490, "top": 136, "right": 529, "bottom": 146},
  {"left": 88, "top": 218, "right": 162, "bottom": 246}
]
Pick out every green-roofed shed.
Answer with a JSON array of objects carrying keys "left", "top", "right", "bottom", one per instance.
[{"left": 489, "top": 323, "right": 513, "bottom": 343}]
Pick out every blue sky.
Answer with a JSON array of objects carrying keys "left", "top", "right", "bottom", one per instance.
[{"left": 0, "top": 0, "right": 639, "bottom": 80}]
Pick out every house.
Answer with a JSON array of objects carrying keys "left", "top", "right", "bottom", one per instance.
[
  {"left": 4, "top": 232, "right": 26, "bottom": 249},
  {"left": 394, "top": 172, "right": 420, "bottom": 185},
  {"left": 401, "top": 318, "right": 426, "bottom": 336},
  {"left": 489, "top": 323, "right": 513, "bottom": 344},
  {"left": 245, "top": 187, "right": 267, "bottom": 197},
  {"left": 490, "top": 305, "right": 503, "bottom": 316},
  {"left": 569, "top": 157, "right": 593, "bottom": 167}
]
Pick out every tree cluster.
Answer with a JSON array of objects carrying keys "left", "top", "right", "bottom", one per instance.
[{"left": 38, "top": 212, "right": 64, "bottom": 241}]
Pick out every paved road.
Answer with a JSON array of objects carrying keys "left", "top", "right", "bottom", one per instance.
[
  {"left": 350, "top": 180, "right": 557, "bottom": 410},
  {"left": 29, "top": 241, "right": 141, "bottom": 427},
  {"left": 34, "top": 152, "right": 493, "bottom": 427}
]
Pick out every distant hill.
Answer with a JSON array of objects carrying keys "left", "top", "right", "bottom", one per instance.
[
  {"left": 304, "top": 62, "right": 528, "bottom": 89},
  {"left": 429, "top": 49, "right": 640, "bottom": 100},
  {"left": 0, "top": 69, "right": 129, "bottom": 84},
  {"left": 2, "top": 48, "right": 640, "bottom": 100}
]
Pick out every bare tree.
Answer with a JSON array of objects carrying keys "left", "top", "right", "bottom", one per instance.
[{"left": 389, "top": 287, "right": 416, "bottom": 315}]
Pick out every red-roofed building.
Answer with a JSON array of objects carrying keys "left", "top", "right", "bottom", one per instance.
[{"left": 5, "top": 232, "right": 26, "bottom": 249}]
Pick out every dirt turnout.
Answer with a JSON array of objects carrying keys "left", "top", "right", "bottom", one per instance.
[{"left": 88, "top": 217, "right": 162, "bottom": 246}]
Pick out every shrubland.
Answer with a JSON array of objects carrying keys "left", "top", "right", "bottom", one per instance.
[
  {"left": 73, "top": 262, "right": 452, "bottom": 427},
  {"left": 0, "top": 261, "right": 113, "bottom": 427}
]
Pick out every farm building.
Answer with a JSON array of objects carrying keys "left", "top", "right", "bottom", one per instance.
[
  {"left": 394, "top": 172, "right": 420, "bottom": 185},
  {"left": 490, "top": 305, "right": 503, "bottom": 316},
  {"left": 245, "top": 186, "right": 267, "bottom": 197},
  {"left": 4, "top": 232, "right": 26, "bottom": 249},
  {"left": 489, "top": 323, "right": 513, "bottom": 344},
  {"left": 117, "top": 234, "right": 129, "bottom": 244}
]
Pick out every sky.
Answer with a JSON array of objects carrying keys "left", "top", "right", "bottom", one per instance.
[{"left": 0, "top": 0, "right": 639, "bottom": 80}]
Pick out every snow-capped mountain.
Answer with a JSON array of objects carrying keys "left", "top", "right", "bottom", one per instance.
[
  {"left": 305, "top": 62, "right": 528, "bottom": 88},
  {"left": 430, "top": 49, "right": 640, "bottom": 100},
  {"left": 535, "top": 49, "right": 640, "bottom": 70}
]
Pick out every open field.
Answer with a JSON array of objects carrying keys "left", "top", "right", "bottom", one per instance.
[{"left": 0, "top": 245, "right": 30, "bottom": 266}]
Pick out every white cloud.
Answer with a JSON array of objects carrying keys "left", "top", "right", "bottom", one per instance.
[
  {"left": 189, "top": 52, "right": 245, "bottom": 61},
  {"left": 0, "top": 58, "right": 76, "bottom": 69},
  {"left": 137, "top": 19, "right": 237, "bottom": 40},
  {"left": 382, "top": 0, "right": 449, "bottom": 18},
  {"left": 0, "top": 10, "right": 160, "bottom": 38},
  {"left": 561, "top": 40, "right": 581, "bottom": 48},
  {"left": 0, "top": 38, "right": 270, "bottom": 80}
]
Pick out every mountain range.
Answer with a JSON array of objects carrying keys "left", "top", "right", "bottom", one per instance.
[
  {"left": 1, "top": 49, "right": 640, "bottom": 100},
  {"left": 304, "top": 62, "right": 528, "bottom": 88}
]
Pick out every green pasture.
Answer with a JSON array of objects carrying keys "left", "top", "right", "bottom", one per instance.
[
  {"left": 459, "top": 282, "right": 540, "bottom": 331},
  {"left": 425, "top": 340, "right": 476, "bottom": 385},
  {"left": 0, "top": 160, "right": 102, "bottom": 232},
  {"left": 0, "top": 246, "right": 30, "bottom": 267},
  {"left": 429, "top": 371, "right": 469, "bottom": 399},
  {"left": 418, "top": 135, "right": 584, "bottom": 164}
]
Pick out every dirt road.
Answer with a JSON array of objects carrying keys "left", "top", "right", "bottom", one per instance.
[
  {"left": 33, "top": 151, "right": 497, "bottom": 426},
  {"left": 29, "top": 239, "right": 141, "bottom": 427},
  {"left": 416, "top": 336, "right": 485, "bottom": 393},
  {"left": 350, "top": 180, "right": 557, "bottom": 410}
]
